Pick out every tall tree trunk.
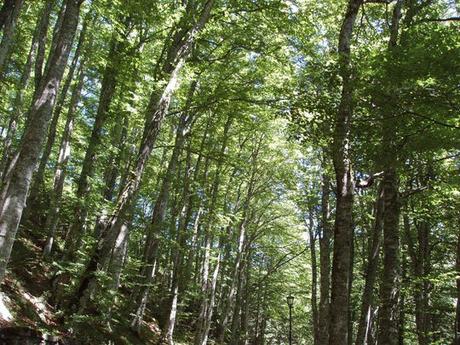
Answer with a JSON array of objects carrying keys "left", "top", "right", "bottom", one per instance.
[
  {"left": 163, "top": 148, "right": 193, "bottom": 344},
  {"left": 63, "top": 29, "right": 125, "bottom": 256},
  {"left": 26, "top": 12, "right": 89, "bottom": 218},
  {"left": 329, "top": 1, "right": 362, "bottom": 344},
  {"left": 69, "top": 7, "right": 214, "bottom": 301},
  {"left": 413, "top": 220, "right": 432, "bottom": 345},
  {"left": 377, "top": 2, "right": 403, "bottom": 343},
  {"left": 195, "top": 115, "right": 234, "bottom": 345},
  {"left": 456, "top": 225, "right": 460, "bottom": 345},
  {"left": 130, "top": 82, "right": 197, "bottom": 332},
  {"left": 33, "top": 0, "right": 54, "bottom": 92},
  {"left": 378, "top": 167, "right": 401, "bottom": 345},
  {"left": 0, "top": 0, "right": 52, "bottom": 181},
  {"left": 217, "top": 135, "right": 259, "bottom": 344},
  {"left": 318, "top": 172, "right": 331, "bottom": 345},
  {"left": 0, "top": 0, "right": 83, "bottom": 283},
  {"left": 355, "top": 185, "right": 384, "bottom": 345},
  {"left": 0, "top": 0, "right": 24, "bottom": 78},
  {"left": 43, "top": 63, "right": 85, "bottom": 257},
  {"left": 309, "top": 210, "right": 319, "bottom": 345}
]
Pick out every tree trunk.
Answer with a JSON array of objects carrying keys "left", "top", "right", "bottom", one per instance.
[
  {"left": 43, "top": 63, "right": 85, "bottom": 257},
  {"left": 0, "top": 0, "right": 24, "bottom": 78},
  {"left": 195, "top": 115, "right": 234, "bottom": 345},
  {"left": 309, "top": 210, "right": 319, "bottom": 345},
  {"left": 456, "top": 226, "right": 460, "bottom": 345},
  {"left": 63, "top": 29, "right": 124, "bottom": 256},
  {"left": 33, "top": 0, "right": 54, "bottom": 92},
  {"left": 130, "top": 82, "right": 197, "bottom": 332},
  {"left": 0, "top": 0, "right": 83, "bottom": 283},
  {"left": 414, "top": 220, "right": 432, "bottom": 345},
  {"left": 217, "top": 135, "right": 258, "bottom": 345},
  {"left": 26, "top": 12, "right": 89, "bottom": 218},
  {"left": 70, "top": 8, "right": 215, "bottom": 301},
  {"left": 0, "top": 1, "right": 49, "bottom": 181},
  {"left": 355, "top": 185, "right": 384, "bottom": 345},
  {"left": 319, "top": 172, "right": 331, "bottom": 345},
  {"left": 329, "top": 1, "right": 362, "bottom": 344},
  {"left": 377, "top": 2, "right": 404, "bottom": 342},
  {"left": 377, "top": 167, "right": 401, "bottom": 345}
]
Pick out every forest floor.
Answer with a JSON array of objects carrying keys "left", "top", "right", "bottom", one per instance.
[{"left": 0, "top": 227, "right": 163, "bottom": 344}]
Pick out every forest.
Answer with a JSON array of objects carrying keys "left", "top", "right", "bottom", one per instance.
[{"left": 0, "top": 0, "right": 458, "bottom": 344}]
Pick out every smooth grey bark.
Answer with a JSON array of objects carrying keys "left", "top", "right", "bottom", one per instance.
[
  {"left": 329, "top": 1, "right": 362, "bottom": 344},
  {"left": 33, "top": 0, "right": 54, "bottom": 92},
  {"left": 102, "top": 111, "right": 129, "bottom": 202},
  {"left": 355, "top": 185, "right": 384, "bottom": 345},
  {"left": 130, "top": 83, "right": 196, "bottom": 333},
  {"left": 319, "top": 172, "right": 331, "bottom": 345},
  {"left": 0, "top": 0, "right": 24, "bottom": 78},
  {"left": 0, "top": 0, "right": 83, "bottom": 283},
  {"left": 26, "top": 12, "right": 89, "bottom": 219},
  {"left": 0, "top": 1, "right": 50, "bottom": 181},
  {"left": 74, "top": 0, "right": 214, "bottom": 315},
  {"left": 43, "top": 63, "right": 85, "bottom": 257}
]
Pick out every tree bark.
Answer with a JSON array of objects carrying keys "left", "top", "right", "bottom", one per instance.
[
  {"left": 0, "top": 1, "right": 52, "bottom": 181},
  {"left": 0, "top": 0, "right": 83, "bottom": 283},
  {"left": 0, "top": 0, "right": 24, "bottom": 79},
  {"left": 33, "top": 0, "right": 54, "bottom": 93},
  {"left": 377, "top": 2, "right": 403, "bottom": 344},
  {"left": 329, "top": 1, "right": 362, "bottom": 344},
  {"left": 69, "top": 6, "right": 214, "bottom": 291},
  {"left": 195, "top": 115, "right": 234, "bottom": 345},
  {"left": 309, "top": 210, "right": 319, "bottom": 345},
  {"left": 130, "top": 82, "right": 197, "bottom": 332},
  {"left": 355, "top": 185, "right": 384, "bottom": 345},
  {"left": 319, "top": 172, "right": 331, "bottom": 345},
  {"left": 378, "top": 168, "right": 401, "bottom": 345},
  {"left": 63, "top": 28, "right": 125, "bottom": 256},
  {"left": 43, "top": 63, "right": 85, "bottom": 257},
  {"left": 26, "top": 11, "right": 89, "bottom": 221},
  {"left": 456, "top": 225, "right": 460, "bottom": 345}
]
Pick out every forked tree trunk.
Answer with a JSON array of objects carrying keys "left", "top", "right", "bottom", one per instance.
[
  {"left": 329, "top": 1, "right": 362, "bottom": 344},
  {"left": 0, "top": 0, "right": 83, "bottom": 283}
]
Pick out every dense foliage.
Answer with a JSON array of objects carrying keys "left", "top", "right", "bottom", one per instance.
[{"left": 0, "top": 0, "right": 458, "bottom": 344}]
